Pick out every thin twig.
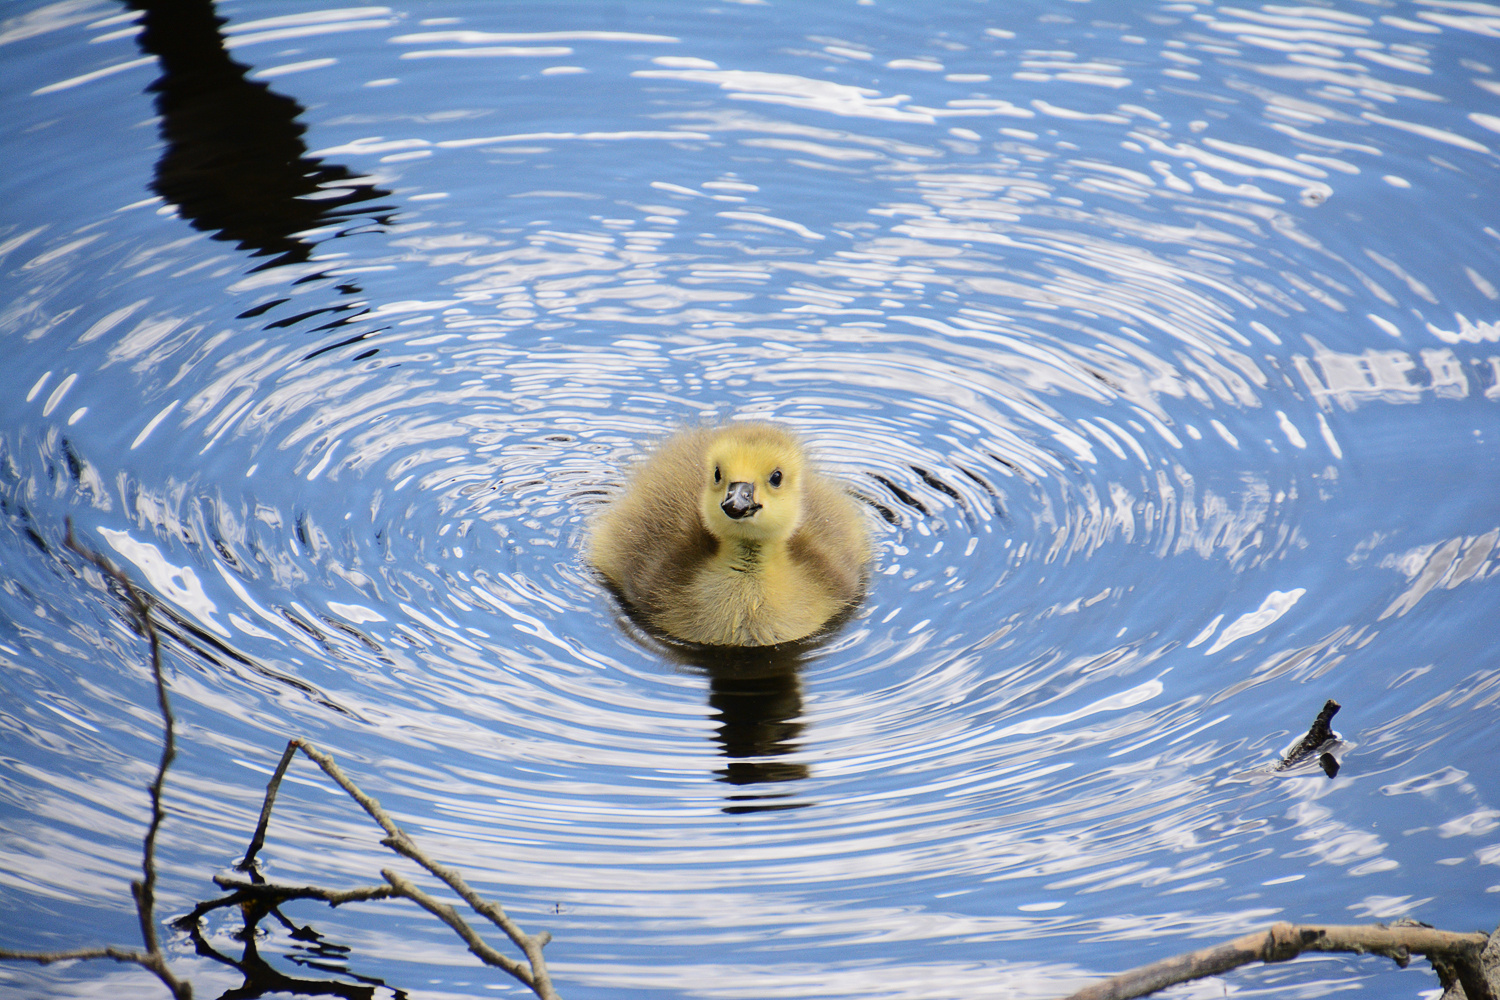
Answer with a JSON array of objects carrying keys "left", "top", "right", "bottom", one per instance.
[
  {"left": 211, "top": 876, "right": 398, "bottom": 906},
  {"left": 289, "top": 738, "right": 560, "bottom": 1000},
  {"left": 0, "top": 526, "right": 196, "bottom": 999},
  {"left": 0, "top": 945, "right": 148, "bottom": 966},
  {"left": 65, "top": 526, "right": 177, "bottom": 958},
  {"left": 1060, "top": 921, "right": 1495, "bottom": 1000},
  {"left": 241, "top": 740, "right": 299, "bottom": 872},
  {"left": 382, "top": 869, "right": 536, "bottom": 987},
  {"left": 172, "top": 878, "right": 398, "bottom": 930}
]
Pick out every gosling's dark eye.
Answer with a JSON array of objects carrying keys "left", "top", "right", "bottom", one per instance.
[
  {"left": 713, "top": 465, "right": 722, "bottom": 484},
  {"left": 769, "top": 469, "right": 783, "bottom": 488}
]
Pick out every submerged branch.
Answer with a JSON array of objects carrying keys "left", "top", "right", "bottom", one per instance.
[{"left": 1060, "top": 921, "right": 1496, "bottom": 1000}]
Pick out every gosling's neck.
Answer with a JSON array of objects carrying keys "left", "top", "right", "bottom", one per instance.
[{"left": 717, "top": 535, "right": 789, "bottom": 577}]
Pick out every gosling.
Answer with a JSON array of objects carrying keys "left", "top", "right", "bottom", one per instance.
[{"left": 589, "top": 422, "right": 871, "bottom": 646}]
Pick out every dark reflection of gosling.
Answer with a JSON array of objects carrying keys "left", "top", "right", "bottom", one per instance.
[
  {"left": 588, "top": 423, "right": 871, "bottom": 646},
  {"left": 662, "top": 641, "right": 813, "bottom": 814}
]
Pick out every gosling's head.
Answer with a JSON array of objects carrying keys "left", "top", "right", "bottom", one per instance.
[{"left": 700, "top": 423, "right": 807, "bottom": 544}]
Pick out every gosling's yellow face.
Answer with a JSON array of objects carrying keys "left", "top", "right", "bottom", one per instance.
[{"left": 700, "top": 426, "right": 806, "bottom": 543}]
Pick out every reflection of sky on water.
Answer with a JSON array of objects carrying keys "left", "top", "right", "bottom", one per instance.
[{"left": 1, "top": 1, "right": 1498, "bottom": 997}]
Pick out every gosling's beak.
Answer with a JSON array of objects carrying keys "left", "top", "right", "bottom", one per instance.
[{"left": 720, "top": 481, "right": 762, "bottom": 520}]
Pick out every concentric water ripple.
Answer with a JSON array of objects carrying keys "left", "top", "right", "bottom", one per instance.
[{"left": 3, "top": 2, "right": 1499, "bottom": 998}]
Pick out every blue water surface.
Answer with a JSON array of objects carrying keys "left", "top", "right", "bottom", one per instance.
[{"left": 1, "top": 1, "right": 1498, "bottom": 998}]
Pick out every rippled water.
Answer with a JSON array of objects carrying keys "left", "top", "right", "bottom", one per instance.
[{"left": 2, "top": 1, "right": 1498, "bottom": 997}]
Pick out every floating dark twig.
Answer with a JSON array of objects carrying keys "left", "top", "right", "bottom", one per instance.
[{"left": 1276, "top": 698, "right": 1341, "bottom": 776}]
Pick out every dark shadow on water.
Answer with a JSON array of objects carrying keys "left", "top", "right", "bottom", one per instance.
[{"left": 124, "top": 0, "right": 395, "bottom": 271}]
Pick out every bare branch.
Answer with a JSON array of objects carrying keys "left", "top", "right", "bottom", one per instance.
[
  {"left": 382, "top": 868, "right": 537, "bottom": 987},
  {"left": 17, "top": 531, "right": 562, "bottom": 1000},
  {"left": 383, "top": 832, "right": 556, "bottom": 956},
  {"left": 0, "top": 945, "right": 148, "bottom": 966},
  {"left": 55, "top": 523, "right": 192, "bottom": 1000},
  {"left": 211, "top": 876, "right": 398, "bottom": 906},
  {"left": 1060, "top": 922, "right": 1494, "bottom": 1000},
  {"left": 290, "top": 739, "right": 401, "bottom": 839},
  {"left": 241, "top": 740, "right": 299, "bottom": 871},
  {"left": 289, "top": 738, "right": 561, "bottom": 999}
]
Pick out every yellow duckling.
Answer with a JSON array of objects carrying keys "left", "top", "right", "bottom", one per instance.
[{"left": 589, "top": 422, "right": 871, "bottom": 646}]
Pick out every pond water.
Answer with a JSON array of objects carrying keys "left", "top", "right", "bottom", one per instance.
[{"left": 2, "top": 1, "right": 1498, "bottom": 997}]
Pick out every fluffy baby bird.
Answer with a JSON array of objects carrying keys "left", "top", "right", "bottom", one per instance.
[{"left": 589, "top": 422, "right": 871, "bottom": 646}]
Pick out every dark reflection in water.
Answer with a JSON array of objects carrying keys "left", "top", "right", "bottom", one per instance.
[
  {"left": 125, "top": 0, "right": 393, "bottom": 270},
  {"left": 179, "top": 902, "right": 404, "bottom": 1000},
  {"left": 669, "top": 642, "right": 813, "bottom": 813}
]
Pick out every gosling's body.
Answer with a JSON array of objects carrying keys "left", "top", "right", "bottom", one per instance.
[{"left": 589, "top": 423, "right": 870, "bottom": 646}]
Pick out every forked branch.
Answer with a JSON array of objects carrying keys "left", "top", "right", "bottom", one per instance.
[
  {"left": 2, "top": 528, "right": 561, "bottom": 999},
  {"left": 238, "top": 737, "right": 561, "bottom": 1000}
]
